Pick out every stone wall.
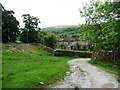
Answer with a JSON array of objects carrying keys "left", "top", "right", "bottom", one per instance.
[
  {"left": 34, "top": 43, "right": 92, "bottom": 58},
  {"left": 53, "top": 50, "right": 92, "bottom": 58},
  {"left": 92, "top": 51, "right": 120, "bottom": 65},
  {"left": 39, "top": 44, "right": 54, "bottom": 53},
  {"left": 30, "top": 44, "right": 120, "bottom": 65}
]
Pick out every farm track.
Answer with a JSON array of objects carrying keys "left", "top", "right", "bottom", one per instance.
[{"left": 52, "top": 58, "right": 118, "bottom": 88}]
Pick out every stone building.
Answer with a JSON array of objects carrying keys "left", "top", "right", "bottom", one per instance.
[{"left": 57, "top": 37, "right": 93, "bottom": 51}]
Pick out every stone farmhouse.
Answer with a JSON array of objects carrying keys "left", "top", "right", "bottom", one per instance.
[{"left": 57, "top": 37, "right": 93, "bottom": 51}]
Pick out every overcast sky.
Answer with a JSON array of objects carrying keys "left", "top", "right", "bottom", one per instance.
[{"left": 1, "top": 0, "right": 95, "bottom": 28}]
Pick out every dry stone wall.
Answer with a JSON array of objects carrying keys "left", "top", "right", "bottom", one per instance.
[
  {"left": 92, "top": 51, "right": 120, "bottom": 65},
  {"left": 53, "top": 50, "right": 92, "bottom": 58},
  {"left": 35, "top": 43, "right": 92, "bottom": 58}
]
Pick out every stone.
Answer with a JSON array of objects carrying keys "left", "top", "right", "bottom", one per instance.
[{"left": 39, "top": 82, "right": 44, "bottom": 85}]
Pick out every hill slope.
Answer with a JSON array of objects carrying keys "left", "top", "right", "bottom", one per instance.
[{"left": 42, "top": 25, "right": 80, "bottom": 37}]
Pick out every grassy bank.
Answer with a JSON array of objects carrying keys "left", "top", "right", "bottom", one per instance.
[
  {"left": 2, "top": 43, "right": 75, "bottom": 88},
  {"left": 88, "top": 60, "right": 120, "bottom": 83}
]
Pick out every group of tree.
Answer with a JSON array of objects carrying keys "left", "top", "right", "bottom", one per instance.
[
  {"left": 79, "top": 1, "right": 120, "bottom": 52},
  {"left": 38, "top": 31, "right": 58, "bottom": 49},
  {"left": 2, "top": 5, "right": 57, "bottom": 48}
]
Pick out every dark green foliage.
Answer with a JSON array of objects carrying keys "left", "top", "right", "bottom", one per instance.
[
  {"left": 20, "top": 14, "right": 40, "bottom": 43},
  {"left": 38, "top": 31, "right": 58, "bottom": 49},
  {"left": 2, "top": 5, "right": 20, "bottom": 43},
  {"left": 38, "top": 31, "right": 47, "bottom": 44},
  {"left": 20, "top": 28, "right": 28, "bottom": 43},
  {"left": 57, "top": 43, "right": 67, "bottom": 49},
  {"left": 44, "top": 34, "right": 57, "bottom": 49},
  {"left": 79, "top": 1, "right": 120, "bottom": 52},
  {"left": 20, "top": 28, "right": 39, "bottom": 43}
]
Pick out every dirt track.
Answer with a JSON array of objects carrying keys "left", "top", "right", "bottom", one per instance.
[{"left": 53, "top": 58, "right": 118, "bottom": 88}]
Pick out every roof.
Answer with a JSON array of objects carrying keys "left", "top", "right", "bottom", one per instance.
[{"left": 58, "top": 37, "right": 79, "bottom": 42}]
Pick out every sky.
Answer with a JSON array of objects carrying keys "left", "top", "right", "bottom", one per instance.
[{"left": 1, "top": 0, "right": 93, "bottom": 28}]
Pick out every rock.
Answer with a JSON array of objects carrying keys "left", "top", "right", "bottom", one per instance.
[
  {"left": 66, "top": 71, "right": 70, "bottom": 75},
  {"left": 39, "top": 82, "right": 44, "bottom": 85},
  {"left": 73, "top": 66, "right": 77, "bottom": 68}
]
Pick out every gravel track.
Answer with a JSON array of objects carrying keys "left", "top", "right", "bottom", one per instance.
[{"left": 52, "top": 58, "right": 118, "bottom": 88}]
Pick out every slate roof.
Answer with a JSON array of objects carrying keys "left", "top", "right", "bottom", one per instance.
[{"left": 58, "top": 37, "right": 79, "bottom": 42}]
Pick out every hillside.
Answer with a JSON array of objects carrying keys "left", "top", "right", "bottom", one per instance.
[
  {"left": 2, "top": 43, "right": 74, "bottom": 88},
  {"left": 42, "top": 25, "right": 81, "bottom": 37}
]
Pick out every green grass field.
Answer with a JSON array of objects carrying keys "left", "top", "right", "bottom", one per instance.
[
  {"left": 2, "top": 44, "right": 75, "bottom": 88},
  {"left": 88, "top": 60, "right": 120, "bottom": 83}
]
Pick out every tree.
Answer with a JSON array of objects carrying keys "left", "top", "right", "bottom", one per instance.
[
  {"left": 38, "top": 31, "right": 58, "bottom": 49},
  {"left": 2, "top": 5, "right": 20, "bottom": 43},
  {"left": 38, "top": 31, "right": 47, "bottom": 44},
  {"left": 20, "top": 14, "right": 40, "bottom": 43},
  {"left": 44, "top": 34, "right": 57, "bottom": 49},
  {"left": 19, "top": 28, "right": 28, "bottom": 43},
  {"left": 79, "top": 1, "right": 120, "bottom": 52},
  {"left": 58, "top": 42, "right": 67, "bottom": 49}
]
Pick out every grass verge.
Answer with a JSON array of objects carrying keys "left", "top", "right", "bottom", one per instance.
[
  {"left": 2, "top": 43, "right": 75, "bottom": 88},
  {"left": 88, "top": 60, "right": 120, "bottom": 83}
]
